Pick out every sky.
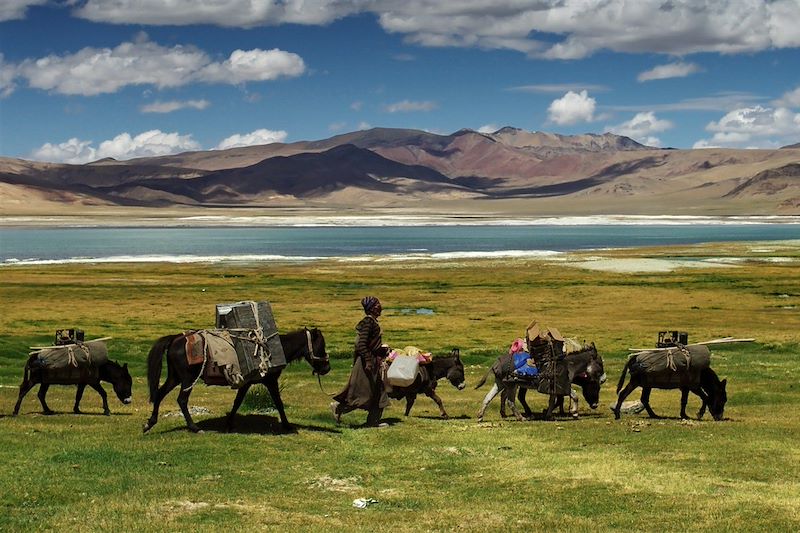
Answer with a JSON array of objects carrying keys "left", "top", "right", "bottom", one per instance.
[{"left": 0, "top": 0, "right": 799, "bottom": 164}]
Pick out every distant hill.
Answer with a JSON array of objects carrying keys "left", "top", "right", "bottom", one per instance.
[{"left": 2, "top": 127, "right": 799, "bottom": 214}]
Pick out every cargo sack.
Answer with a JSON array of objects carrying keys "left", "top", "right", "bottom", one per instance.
[
  {"left": 386, "top": 355, "right": 420, "bottom": 387},
  {"left": 31, "top": 340, "right": 109, "bottom": 370},
  {"left": 629, "top": 345, "right": 711, "bottom": 387},
  {"left": 216, "top": 301, "right": 286, "bottom": 383}
]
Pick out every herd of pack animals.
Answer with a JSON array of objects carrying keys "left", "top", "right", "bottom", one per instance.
[{"left": 11, "top": 325, "right": 729, "bottom": 432}]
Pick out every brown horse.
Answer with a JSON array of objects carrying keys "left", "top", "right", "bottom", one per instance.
[{"left": 143, "top": 328, "right": 330, "bottom": 433}]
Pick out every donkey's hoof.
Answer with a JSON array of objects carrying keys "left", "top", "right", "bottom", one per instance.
[
  {"left": 103, "top": 410, "right": 111, "bottom": 416},
  {"left": 43, "top": 410, "right": 55, "bottom": 416}
]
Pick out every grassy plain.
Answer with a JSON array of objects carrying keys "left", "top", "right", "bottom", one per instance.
[{"left": 1, "top": 242, "right": 799, "bottom": 532}]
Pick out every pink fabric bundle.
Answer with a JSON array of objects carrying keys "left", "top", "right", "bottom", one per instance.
[{"left": 508, "top": 338, "right": 526, "bottom": 355}]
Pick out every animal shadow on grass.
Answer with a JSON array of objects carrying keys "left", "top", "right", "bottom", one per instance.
[
  {"left": 12, "top": 410, "right": 131, "bottom": 417},
  {"left": 193, "top": 414, "right": 342, "bottom": 435},
  {"left": 416, "top": 414, "right": 471, "bottom": 420}
]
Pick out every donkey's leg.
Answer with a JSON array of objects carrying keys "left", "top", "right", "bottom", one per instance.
[
  {"left": 691, "top": 387, "right": 710, "bottom": 420},
  {"left": 73, "top": 383, "right": 87, "bottom": 414},
  {"left": 569, "top": 389, "right": 579, "bottom": 419},
  {"left": 640, "top": 387, "right": 661, "bottom": 418},
  {"left": 37, "top": 384, "right": 55, "bottom": 415},
  {"left": 613, "top": 380, "right": 639, "bottom": 420},
  {"left": 404, "top": 393, "right": 417, "bottom": 416},
  {"left": 543, "top": 395, "right": 558, "bottom": 421},
  {"left": 143, "top": 374, "right": 179, "bottom": 433},
  {"left": 477, "top": 383, "right": 501, "bottom": 422},
  {"left": 518, "top": 388, "right": 533, "bottom": 417},
  {"left": 555, "top": 395, "right": 565, "bottom": 416},
  {"left": 226, "top": 383, "right": 252, "bottom": 431},
  {"left": 679, "top": 388, "right": 691, "bottom": 419},
  {"left": 265, "top": 375, "right": 291, "bottom": 430},
  {"left": 13, "top": 378, "right": 36, "bottom": 416},
  {"left": 88, "top": 383, "right": 110, "bottom": 415},
  {"left": 504, "top": 385, "right": 525, "bottom": 421},
  {"left": 499, "top": 388, "right": 508, "bottom": 418},
  {"left": 424, "top": 389, "right": 448, "bottom": 418}
]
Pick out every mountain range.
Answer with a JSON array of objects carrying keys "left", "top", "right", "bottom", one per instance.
[{"left": 1, "top": 127, "right": 799, "bottom": 215}]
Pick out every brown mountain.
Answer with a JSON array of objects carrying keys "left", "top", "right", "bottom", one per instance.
[{"left": 1, "top": 127, "right": 799, "bottom": 214}]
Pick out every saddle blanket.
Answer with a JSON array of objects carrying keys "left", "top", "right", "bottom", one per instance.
[{"left": 183, "top": 330, "right": 244, "bottom": 387}]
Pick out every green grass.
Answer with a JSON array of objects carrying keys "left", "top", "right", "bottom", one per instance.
[{"left": 1, "top": 242, "right": 799, "bottom": 531}]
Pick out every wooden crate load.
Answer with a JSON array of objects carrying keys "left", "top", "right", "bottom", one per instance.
[
  {"left": 214, "top": 301, "right": 286, "bottom": 383},
  {"left": 525, "top": 320, "right": 571, "bottom": 396}
]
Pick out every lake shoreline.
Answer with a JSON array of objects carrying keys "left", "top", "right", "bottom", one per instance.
[{"left": 2, "top": 213, "right": 799, "bottom": 228}]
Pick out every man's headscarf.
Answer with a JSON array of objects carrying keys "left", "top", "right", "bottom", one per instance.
[{"left": 361, "top": 296, "right": 380, "bottom": 314}]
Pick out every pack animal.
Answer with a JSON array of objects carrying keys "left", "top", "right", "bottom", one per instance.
[
  {"left": 143, "top": 328, "right": 330, "bottom": 433},
  {"left": 386, "top": 349, "right": 466, "bottom": 418},
  {"left": 501, "top": 343, "right": 606, "bottom": 418},
  {"left": 475, "top": 344, "right": 605, "bottom": 422},
  {"left": 13, "top": 357, "right": 132, "bottom": 416},
  {"left": 612, "top": 344, "right": 727, "bottom": 420}
]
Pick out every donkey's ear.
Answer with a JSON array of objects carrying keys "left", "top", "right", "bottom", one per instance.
[
  {"left": 721, "top": 378, "right": 727, "bottom": 387},
  {"left": 124, "top": 363, "right": 128, "bottom": 369}
]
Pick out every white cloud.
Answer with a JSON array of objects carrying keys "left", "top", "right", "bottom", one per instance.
[
  {"left": 216, "top": 128, "right": 288, "bottom": 150},
  {"left": 774, "top": 86, "right": 800, "bottom": 109},
  {"left": 328, "top": 121, "right": 347, "bottom": 132},
  {"left": 385, "top": 99, "right": 438, "bottom": 113},
  {"left": 0, "top": 54, "right": 17, "bottom": 98},
  {"left": 357, "top": 121, "right": 372, "bottom": 130},
  {"left": 0, "top": 0, "right": 47, "bottom": 22},
  {"left": 606, "top": 112, "right": 673, "bottom": 147},
  {"left": 350, "top": 100, "right": 363, "bottom": 111},
  {"left": 547, "top": 90, "right": 596, "bottom": 125},
  {"left": 30, "top": 130, "right": 202, "bottom": 164},
  {"left": 15, "top": 38, "right": 305, "bottom": 96},
  {"left": 140, "top": 99, "right": 210, "bottom": 113},
  {"left": 693, "top": 105, "right": 800, "bottom": 148},
  {"left": 75, "top": 0, "right": 359, "bottom": 27},
  {"left": 198, "top": 48, "right": 305, "bottom": 84},
  {"left": 65, "top": 2, "right": 800, "bottom": 59},
  {"left": 31, "top": 138, "right": 98, "bottom": 165},
  {"left": 638, "top": 62, "right": 702, "bottom": 82},
  {"left": 478, "top": 124, "right": 500, "bottom": 134}
]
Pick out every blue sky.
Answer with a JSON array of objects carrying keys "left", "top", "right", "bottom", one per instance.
[{"left": 1, "top": 1, "right": 799, "bottom": 163}]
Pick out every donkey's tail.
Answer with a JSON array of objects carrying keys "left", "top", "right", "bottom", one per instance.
[
  {"left": 147, "top": 334, "right": 181, "bottom": 403},
  {"left": 474, "top": 368, "right": 492, "bottom": 390},
  {"left": 616, "top": 356, "right": 633, "bottom": 394}
]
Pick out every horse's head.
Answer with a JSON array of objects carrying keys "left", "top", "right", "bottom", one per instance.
[
  {"left": 306, "top": 328, "right": 331, "bottom": 376},
  {"left": 107, "top": 361, "right": 133, "bottom": 405},
  {"left": 709, "top": 377, "right": 728, "bottom": 421},
  {"left": 446, "top": 348, "right": 466, "bottom": 390}
]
